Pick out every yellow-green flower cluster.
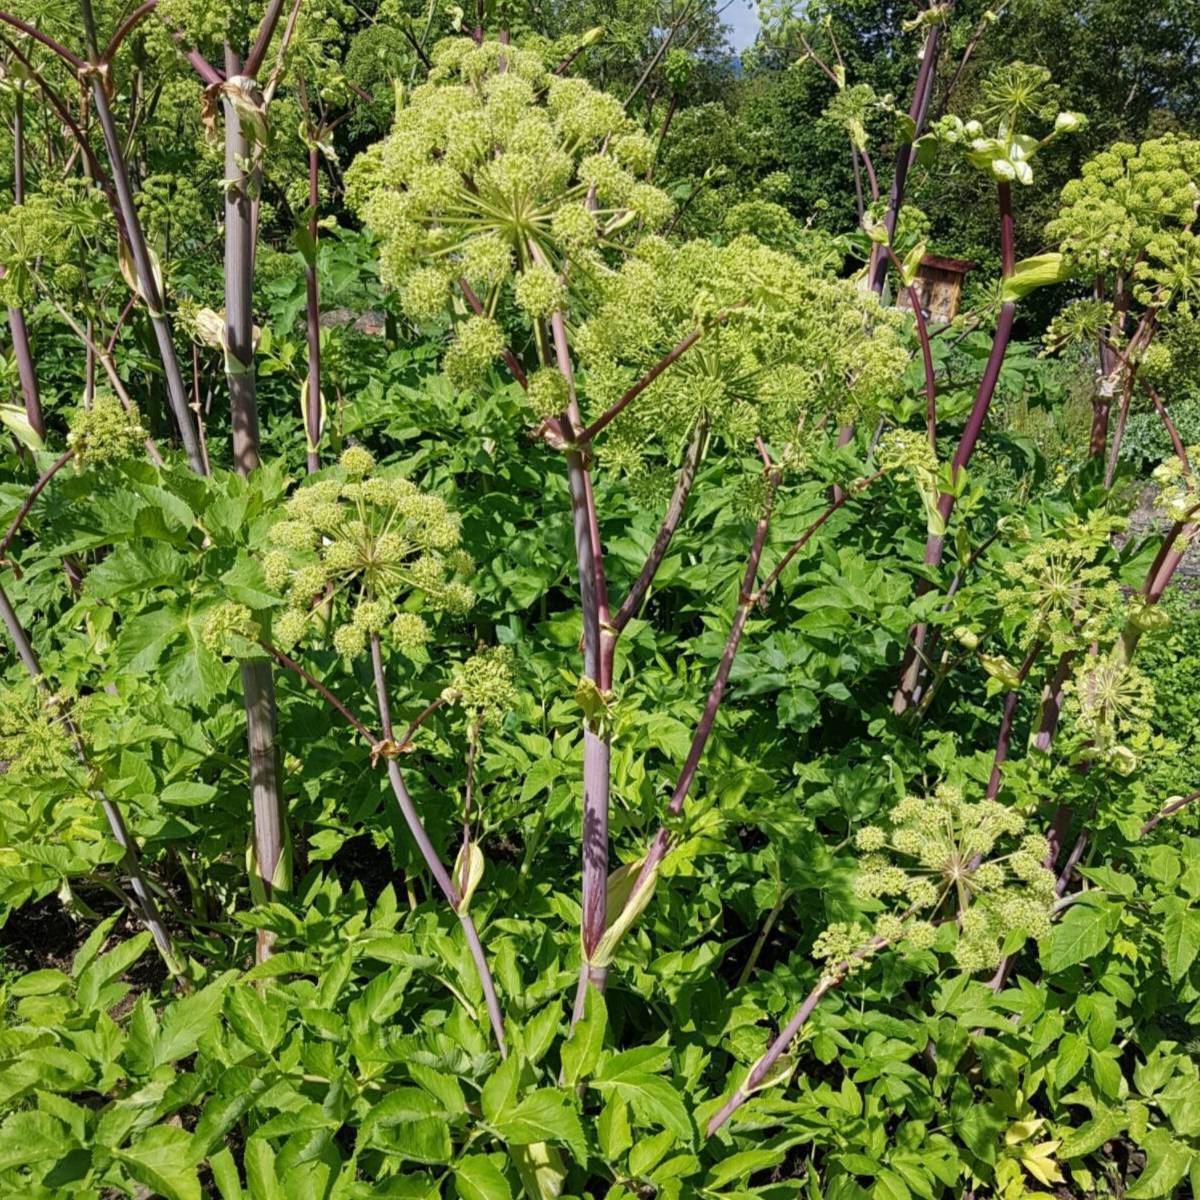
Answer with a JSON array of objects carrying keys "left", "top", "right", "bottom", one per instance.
[
  {"left": 1135, "top": 228, "right": 1200, "bottom": 316},
  {"left": 1043, "top": 299, "right": 1118, "bottom": 356},
  {"left": 0, "top": 186, "right": 106, "bottom": 306},
  {"left": 67, "top": 396, "right": 147, "bottom": 468},
  {"left": 994, "top": 515, "right": 1125, "bottom": 654},
  {"left": 201, "top": 602, "right": 259, "bottom": 657},
  {"left": 1048, "top": 136, "right": 1200, "bottom": 278},
  {"left": 263, "top": 448, "right": 474, "bottom": 657},
  {"left": 1151, "top": 451, "right": 1200, "bottom": 523},
  {"left": 876, "top": 428, "right": 942, "bottom": 535},
  {"left": 0, "top": 687, "right": 71, "bottom": 778},
  {"left": 346, "top": 34, "right": 674, "bottom": 342},
  {"left": 445, "top": 645, "right": 517, "bottom": 726},
  {"left": 1064, "top": 654, "right": 1154, "bottom": 770},
  {"left": 830, "top": 782, "right": 1056, "bottom": 975},
  {"left": 575, "top": 235, "right": 908, "bottom": 476}
]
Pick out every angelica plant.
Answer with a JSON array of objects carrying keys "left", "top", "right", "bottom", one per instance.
[
  {"left": 708, "top": 782, "right": 1056, "bottom": 1133},
  {"left": 353, "top": 32, "right": 916, "bottom": 1027},
  {"left": 238, "top": 448, "right": 509, "bottom": 1053},
  {"left": 1046, "top": 135, "right": 1200, "bottom": 477},
  {"left": 893, "top": 62, "right": 1086, "bottom": 716}
]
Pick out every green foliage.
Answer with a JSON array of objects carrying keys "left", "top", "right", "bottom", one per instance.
[{"left": 2, "top": 3, "right": 1200, "bottom": 1198}]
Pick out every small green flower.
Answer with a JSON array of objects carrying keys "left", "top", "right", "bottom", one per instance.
[
  {"left": 340, "top": 445, "right": 376, "bottom": 478},
  {"left": 391, "top": 612, "right": 430, "bottom": 651},
  {"left": 832, "top": 782, "right": 1054, "bottom": 975},
  {"left": 67, "top": 395, "right": 147, "bottom": 467},
  {"left": 445, "top": 316, "right": 505, "bottom": 388},
  {"left": 526, "top": 368, "right": 569, "bottom": 419},
  {"left": 202, "top": 602, "right": 259, "bottom": 657},
  {"left": 333, "top": 622, "right": 365, "bottom": 657},
  {"left": 514, "top": 265, "right": 567, "bottom": 319},
  {"left": 449, "top": 645, "right": 517, "bottom": 725}
]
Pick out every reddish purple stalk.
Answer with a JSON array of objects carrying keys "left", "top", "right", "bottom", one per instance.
[
  {"left": 1141, "top": 788, "right": 1200, "bottom": 838},
  {"left": 612, "top": 417, "right": 707, "bottom": 631},
  {"left": 7, "top": 89, "right": 42, "bottom": 442},
  {"left": 0, "top": 449, "right": 73, "bottom": 561},
  {"left": 370, "top": 635, "right": 508, "bottom": 1055},
  {"left": 984, "top": 641, "right": 1043, "bottom": 799},
  {"left": 894, "top": 182, "right": 1016, "bottom": 715},
  {"left": 79, "top": 0, "right": 205, "bottom": 472},
  {"left": 304, "top": 143, "right": 323, "bottom": 473}
]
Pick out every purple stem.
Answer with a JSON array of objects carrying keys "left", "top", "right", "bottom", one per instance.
[
  {"left": 0, "top": 11, "right": 86, "bottom": 69},
  {"left": 885, "top": 246, "right": 937, "bottom": 450},
  {"left": 984, "top": 640, "right": 1043, "bottom": 799},
  {"left": 304, "top": 142, "right": 322, "bottom": 473},
  {"left": 0, "top": 580, "right": 180, "bottom": 974},
  {"left": 103, "top": 0, "right": 156, "bottom": 62},
  {"left": 706, "top": 912, "right": 911, "bottom": 1136},
  {"left": 79, "top": 0, "right": 205, "bottom": 472},
  {"left": 0, "top": 449, "right": 73, "bottom": 561},
  {"left": 1146, "top": 381, "right": 1190, "bottom": 473},
  {"left": 579, "top": 320, "right": 722, "bottom": 445},
  {"left": 1140, "top": 788, "right": 1200, "bottom": 838},
  {"left": 243, "top": 0, "right": 290, "bottom": 79},
  {"left": 867, "top": 16, "right": 947, "bottom": 294},
  {"left": 627, "top": 477, "right": 779, "bottom": 910},
  {"left": 8, "top": 89, "right": 42, "bottom": 441},
  {"left": 1033, "top": 652, "right": 1074, "bottom": 752},
  {"left": 894, "top": 183, "right": 1016, "bottom": 715},
  {"left": 612, "top": 416, "right": 707, "bottom": 632},
  {"left": 370, "top": 635, "right": 508, "bottom": 1055}
]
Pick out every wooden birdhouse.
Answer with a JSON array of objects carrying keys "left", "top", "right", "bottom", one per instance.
[{"left": 896, "top": 254, "right": 974, "bottom": 324}]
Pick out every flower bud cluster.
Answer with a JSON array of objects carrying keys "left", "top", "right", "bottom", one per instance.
[
  {"left": 994, "top": 514, "right": 1125, "bottom": 654},
  {"left": 446, "top": 645, "right": 517, "bottom": 726},
  {"left": 263, "top": 448, "right": 474, "bottom": 657},
  {"left": 67, "top": 396, "right": 147, "bottom": 468},
  {"left": 827, "top": 782, "right": 1055, "bottom": 975}
]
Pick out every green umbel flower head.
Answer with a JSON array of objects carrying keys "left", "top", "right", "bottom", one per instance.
[
  {"left": 1048, "top": 136, "right": 1200, "bottom": 280},
  {"left": 264, "top": 449, "right": 474, "bottom": 656},
  {"left": 820, "top": 782, "right": 1056, "bottom": 976},
  {"left": 346, "top": 35, "right": 674, "bottom": 325},
  {"left": 67, "top": 396, "right": 147, "bottom": 467}
]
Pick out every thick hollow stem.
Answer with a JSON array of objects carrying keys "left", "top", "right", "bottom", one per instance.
[
  {"left": 867, "top": 17, "right": 946, "bottom": 294},
  {"left": 370, "top": 635, "right": 507, "bottom": 1055},
  {"left": 304, "top": 143, "right": 322, "bottom": 473},
  {"left": 224, "top": 54, "right": 264, "bottom": 475},
  {"left": 8, "top": 89, "right": 42, "bottom": 441},
  {"left": 223, "top": 44, "right": 286, "bottom": 965},
  {"left": 78, "top": 0, "right": 203, "bottom": 472},
  {"left": 1033, "top": 651, "right": 1074, "bottom": 752}
]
